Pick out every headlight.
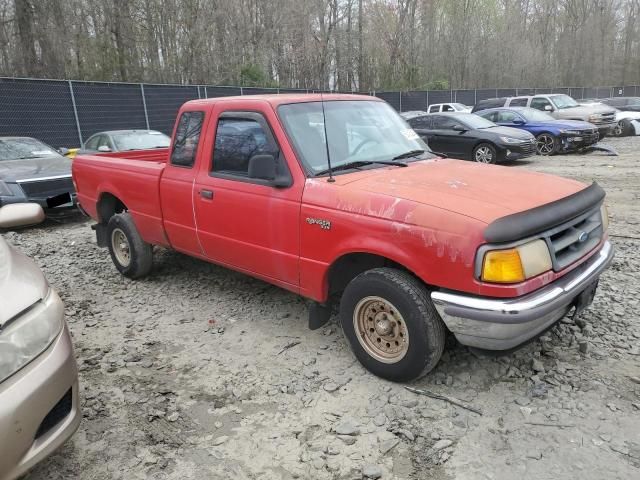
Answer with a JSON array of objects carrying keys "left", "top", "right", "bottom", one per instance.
[
  {"left": 560, "top": 129, "right": 580, "bottom": 135},
  {"left": 0, "top": 181, "right": 14, "bottom": 196},
  {"left": 499, "top": 136, "right": 524, "bottom": 144},
  {"left": 481, "top": 239, "right": 552, "bottom": 283},
  {"left": 0, "top": 289, "right": 64, "bottom": 384},
  {"left": 588, "top": 114, "right": 600, "bottom": 122},
  {"left": 601, "top": 203, "right": 609, "bottom": 231}
]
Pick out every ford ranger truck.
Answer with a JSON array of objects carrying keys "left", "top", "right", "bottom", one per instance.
[{"left": 72, "top": 94, "right": 614, "bottom": 382}]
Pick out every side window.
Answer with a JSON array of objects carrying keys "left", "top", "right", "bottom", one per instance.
[
  {"left": 530, "top": 97, "right": 552, "bottom": 111},
  {"left": 432, "top": 116, "right": 459, "bottom": 129},
  {"left": 428, "top": 105, "right": 439, "bottom": 113},
  {"left": 97, "top": 135, "right": 113, "bottom": 151},
  {"left": 84, "top": 135, "right": 100, "bottom": 150},
  {"left": 496, "top": 111, "right": 517, "bottom": 123},
  {"left": 171, "top": 111, "right": 204, "bottom": 167},
  {"left": 481, "top": 111, "right": 498, "bottom": 122},
  {"left": 410, "top": 116, "right": 431, "bottom": 129},
  {"left": 212, "top": 116, "right": 279, "bottom": 177},
  {"left": 442, "top": 104, "right": 454, "bottom": 112},
  {"left": 509, "top": 98, "right": 528, "bottom": 107}
]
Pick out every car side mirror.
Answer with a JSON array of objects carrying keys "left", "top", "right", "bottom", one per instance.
[
  {"left": 452, "top": 125, "right": 467, "bottom": 132},
  {"left": 544, "top": 105, "right": 553, "bottom": 112},
  {"left": 248, "top": 154, "right": 292, "bottom": 188},
  {"left": 57, "top": 147, "right": 70, "bottom": 156},
  {"left": 513, "top": 118, "right": 525, "bottom": 125},
  {"left": 98, "top": 145, "right": 111, "bottom": 152},
  {"left": 0, "top": 203, "right": 45, "bottom": 229}
]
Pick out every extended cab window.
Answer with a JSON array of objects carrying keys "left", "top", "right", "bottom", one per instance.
[
  {"left": 428, "top": 105, "right": 439, "bottom": 113},
  {"left": 171, "top": 111, "right": 204, "bottom": 167},
  {"left": 509, "top": 98, "right": 528, "bottom": 107},
  {"left": 212, "top": 116, "right": 279, "bottom": 177}
]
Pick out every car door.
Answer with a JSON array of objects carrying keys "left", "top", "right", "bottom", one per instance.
[
  {"left": 429, "top": 115, "right": 472, "bottom": 157},
  {"left": 193, "top": 107, "right": 303, "bottom": 289},
  {"left": 530, "top": 97, "right": 555, "bottom": 116}
]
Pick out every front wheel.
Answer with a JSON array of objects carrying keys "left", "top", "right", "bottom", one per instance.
[
  {"left": 536, "top": 133, "right": 558, "bottom": 155},
  {"left": 340, "top": 268, "right": 446, "bottom": 382},
  {"left": 473, "top": 143, "right": 497, "bottom": 164},
  {"left": 612, "top": 120, "right": 624, "bottom": 137},
  {"left": 106, "top": 212, "right": 153, "bottom": 278}
]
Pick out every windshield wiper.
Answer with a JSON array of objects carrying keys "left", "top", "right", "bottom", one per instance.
[
  {"left": 315, "top": 159, "right": 407, "bottom": 177},
  {"left": 391, "top": 149, "right": 425, "bottom": 161}
]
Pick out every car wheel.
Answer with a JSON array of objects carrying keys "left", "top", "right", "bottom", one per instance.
[
  {"left": 612, "top": 120, "right": 624, "bottom": 137},
  {"left": 106, "top": 212, "right": 153, "bottom": 278},
  {"left": 536, "top": 133, "right": 558, "bottom": 155},
  {"left": 618, "top": 119, "right": 635, "bottom": 137},
  {"left": 340, "top": 268, "right": 446, "bottom": 382},
  {"left": 473, "top": 143, "right": 497, "bottom": 164}
]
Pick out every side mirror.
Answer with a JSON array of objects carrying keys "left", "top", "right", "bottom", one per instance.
[
  {"left": 452, "top": 125, "right": 467, "bottom": 132},
  {"left": 513, "top": 118, "right": 525, "bottom": 125},
  {"left": 544, "top": 105, "right": 553, "bottom": 112},
  {"left": 248, "top": 154, "right": 292, "bottom": 188},
  {"left": 0, "top": 203, "right": 45, "bottom": 229},
  {"left": 57, "top": 147, "right": 70, "bottom": 156},
  {"left": 98, "top": 145, "right": 111, "bottom": 152}
]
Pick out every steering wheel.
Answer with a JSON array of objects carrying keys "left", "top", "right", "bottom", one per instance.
[{"left": 351, "top": 138, "right": 377, "bottom": 156}]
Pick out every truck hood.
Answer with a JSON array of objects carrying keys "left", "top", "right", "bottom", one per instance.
[
  {"left": 0, "top": 156, "right": 72, "bottom": 182},
  {"left": 324, "top": 158, "right": 586, "bottom": 225},
  {"left": 0, "top": 236, "right": 48, "bottom": 326},
  {"left": 555, "top": 104, "right": 615, "bottom": 117}
]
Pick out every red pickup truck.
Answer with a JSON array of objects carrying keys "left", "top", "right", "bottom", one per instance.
[{"left": 73, "top": 94, "right": 613, "bottom": 381}]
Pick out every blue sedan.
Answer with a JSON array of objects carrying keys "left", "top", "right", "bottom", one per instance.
[{"left": 477, "top": 107, "right": 599, "bottom": 155}]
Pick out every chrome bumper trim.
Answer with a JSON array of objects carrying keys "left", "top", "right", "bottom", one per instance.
[{"left": 431, "top": 241, "right": 613, "bottom": 350}]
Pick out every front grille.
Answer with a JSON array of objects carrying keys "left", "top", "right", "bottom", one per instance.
[
  {"left": 593, "top": 113, "right": 616, "bottom": 125},
  {"left": 17, "top": 176, "right": 74, "bottom": 197},
  {"left": 520, "top": 139, "right": 537, "bottom": 155},
  {"left": 35, "top": 388, "right": 72, "bottom": 439},
  {"left": 544, "top": 206, "right": 603, "bottom": 270}
]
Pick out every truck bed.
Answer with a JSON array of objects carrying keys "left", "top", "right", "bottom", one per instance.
[{"left": 72, "top": 148, "right": 170, "bottom": 246}]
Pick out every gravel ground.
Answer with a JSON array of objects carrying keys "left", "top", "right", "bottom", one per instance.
[{"left": 6, "top": 136, "right": 639, "bottom": 480}]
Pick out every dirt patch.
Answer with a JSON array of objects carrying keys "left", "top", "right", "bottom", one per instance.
[{"left": 9, "top": 136, "right": 639, "bottom": 479}]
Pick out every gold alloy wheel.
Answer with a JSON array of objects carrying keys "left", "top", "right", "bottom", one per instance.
[
  {"left": 353, "top": 296, "right": 409, "bottom": 363},
  {"left": 111, "top": 228, "right": 131, "bottom": 267}
]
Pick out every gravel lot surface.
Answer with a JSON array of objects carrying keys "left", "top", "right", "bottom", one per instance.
[{"left": 7, "top": 137, "right": 639, "bottom": 480}]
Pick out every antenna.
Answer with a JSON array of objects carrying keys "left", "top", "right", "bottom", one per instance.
[{"left": 320, "top": 92, "right": 335, "bottom": 183}]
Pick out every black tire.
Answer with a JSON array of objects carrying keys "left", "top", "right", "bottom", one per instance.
[
  {"left": 535, "top": 133, "right": 558, "bottom": 156},
  {"left": 339, "top": 268, "right": 446, "bottom": 382},
  {"left": 472, "top": 143, "right": 497, "bottom": 164},
  {"left": 616, "top": 119, "right": 635, "bottom": 137},
  {"left": 106, "top": 212, "right": 153, "bottom": 278}
]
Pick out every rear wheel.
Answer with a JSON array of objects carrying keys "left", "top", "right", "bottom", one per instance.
[
  {"left": 536, "top": 133, "right": 558, "bottom": 155},
  {"left": 612, "top": 120, "right": 624, "bottom": 137},
  {"left": 340, "top": 268, "right": 446, "bottom": 381},
  {"left": 473, "top": 143, "right": 497, "bottom": 164},
  {"left": 106, "top": 213, "right": 153, "bottom": 278}
]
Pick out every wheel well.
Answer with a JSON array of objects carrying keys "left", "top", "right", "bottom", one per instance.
[
  {"left": 97, "top": 193, "right": 127, "bottom": 224},
  {"left": 327, "top": 253, "right": 409, "bottom": 297}
]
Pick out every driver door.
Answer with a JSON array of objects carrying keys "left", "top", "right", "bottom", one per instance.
[{"left": 193, "top": 108, "right": 303, "bottom": 288}]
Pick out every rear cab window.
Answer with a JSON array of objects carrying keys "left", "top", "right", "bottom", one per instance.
[
  {"left": 171, "top": 111, "right": 205, "bottom": 167},
  {"left": 428, "top": 105, "right": 440, "bottom": 113},
  {"left": 508, "top": 98, "right": 528, "bottom": 107}
]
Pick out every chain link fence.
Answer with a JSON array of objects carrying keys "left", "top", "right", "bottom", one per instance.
[{"left": 0, "top": 77, "right": 638, "bottom": 148}]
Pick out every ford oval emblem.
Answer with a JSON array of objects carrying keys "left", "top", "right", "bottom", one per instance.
[{"left": 578, "top": 231, "right": 588, "bottom": 243}]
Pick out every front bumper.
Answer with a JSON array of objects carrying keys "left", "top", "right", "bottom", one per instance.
[
  {"left": 560, "top": 131, "right": 599, "bottom": 151},
  {"left": 431, "top": 241, "right": 614, "bottom": 350},
  {"left": 0, "top": 291, "right": 80, "bottom": 480}
]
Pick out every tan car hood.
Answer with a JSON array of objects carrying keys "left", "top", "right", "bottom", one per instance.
[{"left": 0, "top": 236, "right": 48, "bottom": 326}]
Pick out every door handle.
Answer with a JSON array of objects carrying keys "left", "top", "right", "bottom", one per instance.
[{"left": 200, "top": 189, "right": 214, "bottom": 199}]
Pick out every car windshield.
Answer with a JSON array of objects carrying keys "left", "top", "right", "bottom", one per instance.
[
  {"left": 112, "top": 131, "right": 171, "bottom": 151},
  {"left": 550, "top": 95, "right": 579, "bottom": 109},
  {"left": 520, "top": 108, "right": 555, "bottom": 122},
  {"left": 457, "top": 114, "right": 496, "bottom": 129},
  {"left": 278, "top": 100, "right": 432, "bottom": 175},
  {"left": 451, "top": 103, "right": 468, "bottom": 111},
  {"left": 0, "top": 138, "right": 59, "bottom": 161}
]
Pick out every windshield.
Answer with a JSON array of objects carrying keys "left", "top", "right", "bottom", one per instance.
[
  {"left": 458, "top": 114, "right": 496, "bottom": 129},
  {"left": 451, "top": 103, "right": 468, "bottom": 111},
  {"left": 520, "top": 108, "right": 555, "bottom": 122},
  {"left": 112, "top": 131, "right": 171, "bottom": 151},
  {"left": 278, "top": 100, "right": 431, "bottom": 175},
  {"left": 550, "top": 95, "right": 579, "bottom": 109},
  {"left": 0, "top": 138, "right": 60, "bottom": 161}
]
